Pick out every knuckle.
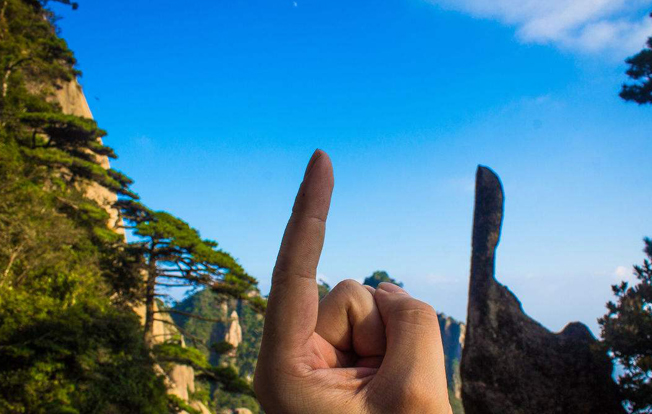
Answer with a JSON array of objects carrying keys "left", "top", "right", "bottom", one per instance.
[
  {"left": 333, "top": 278, "right": 361, "bottom": 294},
  {"left": 393, "top": 299, "right": 438, "bottom": 325},
  {"left": 336, "top": 278, "right": 360, "bottom": 289}
]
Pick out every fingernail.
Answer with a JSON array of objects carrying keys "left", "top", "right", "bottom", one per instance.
[
  {"left": 377, "top": 282, "right": 407, "bottom": 294},
  {"left": 304, "top": 149, "right": 322, "bottom": 179}
]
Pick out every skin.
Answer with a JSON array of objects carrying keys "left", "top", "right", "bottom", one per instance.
[{"left": 254, "top": 150, "right": 452, "bottom": 414}]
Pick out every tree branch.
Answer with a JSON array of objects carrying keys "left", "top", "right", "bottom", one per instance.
[
  {"left": 152, "top": 318, "right": 208, "bottom": 349},
  {"left": 156, "top": 308, "right": 225, "bottom": 324}
]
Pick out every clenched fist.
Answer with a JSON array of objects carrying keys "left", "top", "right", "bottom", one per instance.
[{"left": 254, "top": 150, "right": 452, "bottom": 414}]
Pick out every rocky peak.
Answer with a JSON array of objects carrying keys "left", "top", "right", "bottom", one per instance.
[
  {"left": 438, "top": 313, "right": 465, "bottom": 401},
  {"left": 224, "top": 309, "right": 243, "bottom": 357},
  {"left": 460, "top": 166, "right": 623, "bottom": 414}
]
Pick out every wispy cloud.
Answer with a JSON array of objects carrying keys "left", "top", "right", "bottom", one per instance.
[
  {"left": 428, "top": 0, "right": 652, "bottom": 55},
  {"left": 613, "top": 265, "right": 635, "bottom": 284}
]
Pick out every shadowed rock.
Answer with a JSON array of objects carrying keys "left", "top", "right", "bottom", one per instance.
[{"left": 460, "top": 166, "right": 623, "bottom": 414}]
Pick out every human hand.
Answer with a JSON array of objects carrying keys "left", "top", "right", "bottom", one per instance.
[{"left": 254, "top": 150, "right": 452, "bottom": 414}]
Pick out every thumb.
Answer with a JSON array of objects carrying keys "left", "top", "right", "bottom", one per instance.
[{"left": 370, "top": 283, "right": 451, "bottom": 412}]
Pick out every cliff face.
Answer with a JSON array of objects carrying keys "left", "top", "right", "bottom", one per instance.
[
  {"left": 460, "top": 166, "right": 623, "bottom": 414},
  {"left": 174, "top": 290, "right": 262, "bottom": 413},
  {"left": 173, "top": 291, "right": 261, "bottom": 376},
  {"left": 55, "top": 81, "right": 210, "bottom": 414},
  {"left": 439, "top": 314, "right": 465, "bottom": 403},
  {"left": 223, "top": 308, "right": 243, "bottom": 358},
  {"left": 132, "top": 301, "right": 212, "bottom": 414},
  {"left": 52, "top": 81, "right": 123, "bottom": 234}
]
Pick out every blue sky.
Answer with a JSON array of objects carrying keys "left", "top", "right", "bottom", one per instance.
[{"left": 53, "top": 0, "right": 652, "bottom": 335}]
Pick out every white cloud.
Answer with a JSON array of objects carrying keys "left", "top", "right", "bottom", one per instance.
[
  {"left": 428, "top": 0, "right": 652, "bottom": 55},
  {"left": 613, "top": 265, "right": 635, "bottom": 284}
]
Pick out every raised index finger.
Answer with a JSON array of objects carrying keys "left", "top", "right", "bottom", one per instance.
[{"left": 263, "top": 149, "right": 334, "bottom": 350}]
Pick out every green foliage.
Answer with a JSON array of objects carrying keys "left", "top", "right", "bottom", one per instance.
[
  {"left": 173, "top": 290, "right": 264, "bottom": 412},
  {"left": 600, "top": 238, "right": 652, "bottom": 413},
  {"left": 620, "top": 15, "right": 652, "bottom": 105},
  {"left": 120, "top": 202, "right": 261, "bottom": 343},
  {"left": 212, "top": 390, "right": 261, "bottom": 414},
  {"left": 1, "top": 0, "right": 267, "bottom": 409},
  {"left": 0, "top": 144, "right": 115, "bottom": 305},
  {"left": 363, "top": 270, "right": 404, "bottom": 289},
  {"left": 201, "top": 366, "right": 253, "bottom": 396},
  {"left": 448, "top": 389, "right": 464, "bottom": 414},
  {"left": 153, "top": 339, "right": 254, "bottom": 398},
  {"left": 167, "top": 395, "right": 201, "bottom": 414},
  {"left": 172, "top": 290, "right": 264, "bottom": 378},
  {"left": 134, "top": 211, "right": 243, "bottom": 273},
  {"left": 172, "top": 289, "right": 228, "bottom": 352},
  {"left": 1, "top": 0, "right": 137, "bottom": 205},
  {"left": 212, "top": 340, "right": 235, "bottom": 355},
  {"left": 0, "top": 302, "right": 168, "bottom": 414},
  {"left": 154, "top": 340, "right": 211, "bottom": 370},
  {"left": 0, "top": 1, "right": 168, "bottom": 412},
  {"left": 0, "top": 0, "right": 78, "bottom": 113},
  {"left": 234, "top": 300, "right": 264, "bottom": 377},
  {"left": 189, "top": 383, "right": 212, "bottom": 407}
]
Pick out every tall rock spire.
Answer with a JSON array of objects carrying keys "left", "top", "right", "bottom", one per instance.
[{"left": 461, "top": 166, "right": 623, "bottom": 414}]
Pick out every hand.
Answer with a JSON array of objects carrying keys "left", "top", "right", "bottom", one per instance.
[{"left": 254, "top": 150, "right": 452, "bottom": 414}]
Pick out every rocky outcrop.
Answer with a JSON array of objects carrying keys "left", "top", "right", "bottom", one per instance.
[
  {"left": 53, "top": 81, "right": 123, "bottom": 234},
  {"left": 438, "top": 314, "right": 464, "bottom": 401},
  {"left": 224, "top": 310, "right": 243, "bottom": 358},
  {"left": 460, "top": 166, "right": 623, "bottom": 414},
  {"left": 133, "top": 302, "right": 204, "bottom": 406},
  {"left": 218, "top": 409, "right": 252, "bottom": 414},
  {"left": 131, "top": 295, "right": 212, "bottom": 414}
]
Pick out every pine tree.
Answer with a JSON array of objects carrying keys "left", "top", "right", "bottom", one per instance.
[
  {"left": 118, "top": 199, "right": 265, "bottom": 396},
  {"left": 620, "top": 13, "right": 652, "bottom": 105},
  {"left": 0, "top": 1, "right": 262, "bottom": 410},
  {"left": 600, "top": 238, "right": 652, "bottom": 413},
  {"left": 118, "top": 200, "right": 264, "bottom": 340},
  {"left": 363, "top": 270, "right": 404, "bottom": 289}
]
